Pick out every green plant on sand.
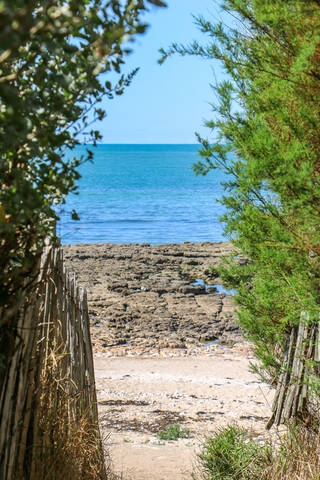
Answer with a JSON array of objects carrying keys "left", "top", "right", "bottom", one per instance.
[
  {"left": 157, "top": 424, "right": 190, "bottom": 441},
  {"left": 195, "top": 422, "right": 320, "bottom": 480},
  {"left": 195, "top": 424, "right": 271, "bottom": 480}
]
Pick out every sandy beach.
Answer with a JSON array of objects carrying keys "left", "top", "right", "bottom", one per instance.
[
  {"left": 63, "top": 242, "right": 273, "bottom": 479},
  {"left": 95, "top": 347, "right": 273, "bottom": 480}
]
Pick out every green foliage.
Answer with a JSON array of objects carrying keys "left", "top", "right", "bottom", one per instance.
[
  {"left": 157, "top": 424, "right": 190, "bottom": 440},
  {"left": 0, "top": 0, "right": 165, "bottom": 380},
  {"left": 197, "top": 422, "right": 320, "bottom": 480},
  {"left": 161, "top": 1, "right": 320, "bottom": 392},
  {"left": 197, "top": 425, "right": 271, "bottom": 480}
]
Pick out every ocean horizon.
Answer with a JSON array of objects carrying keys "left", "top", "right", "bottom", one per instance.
[{"left": 58, "top": 144, "right": 228, "bottom": 245}]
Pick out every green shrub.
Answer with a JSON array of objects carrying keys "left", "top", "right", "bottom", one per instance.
[
  {"left": 157, "top": 424, "right": 190, "bottom": 441},
  {"left": 197, "top": 425, "right": 271, "bottom": 480}
]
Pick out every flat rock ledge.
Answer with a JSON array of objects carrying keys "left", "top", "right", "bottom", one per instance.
[{"left": 63, "top": 242, "right": 245, "bottom": 352}]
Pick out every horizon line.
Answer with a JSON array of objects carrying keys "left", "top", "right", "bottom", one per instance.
[{"left": 79, "top": 143, "right": 202, "bottom": 146}]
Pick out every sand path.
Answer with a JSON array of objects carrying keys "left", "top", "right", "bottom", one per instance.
[{"left": 95, "top": 346, "right": 273, "bottom": 480}]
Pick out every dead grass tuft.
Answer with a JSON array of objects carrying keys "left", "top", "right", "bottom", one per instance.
[
  {"left": 31, "top": 348, "right": 110, "bottom": 480},
  {"left": 262, "top": 421, "right": 320, "bottom": 480}
]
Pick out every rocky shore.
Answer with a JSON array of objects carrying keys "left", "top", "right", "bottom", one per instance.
[{"left": 63, "top": 242, "right": 245, "bottom": 351}]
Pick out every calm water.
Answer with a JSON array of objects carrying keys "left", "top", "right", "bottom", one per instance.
[{"left": 58, "top": 144, "right": 228, "bottom": 245}]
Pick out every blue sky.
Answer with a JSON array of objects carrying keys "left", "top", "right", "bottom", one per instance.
[{"left": 99, "top": 0, "right": 226, "bottom": 144}]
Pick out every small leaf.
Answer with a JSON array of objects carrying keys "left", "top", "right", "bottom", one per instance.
[{"left": 71, "top": 210, "right": 80, "bottom": 221}]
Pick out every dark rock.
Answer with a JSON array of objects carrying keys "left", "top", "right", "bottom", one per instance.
[{"left": 178, "top": 285, "right": 206, "bottom": 295}]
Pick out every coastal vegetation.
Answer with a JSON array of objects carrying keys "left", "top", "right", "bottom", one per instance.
[{"left": 2, "top": 0, "right": 320, "bottom": 478}]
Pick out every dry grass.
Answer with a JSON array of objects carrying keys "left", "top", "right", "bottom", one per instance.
[
  {"left": 262, "top": 422, "right": 320, "bottom": 480},
  {"left": 31, "top": 348, "right": 109, "bottom": 480},
  {"left": 1, "top": 246, "right": 116, "bottom": 480}
]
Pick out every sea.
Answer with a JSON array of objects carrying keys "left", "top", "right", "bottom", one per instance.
[{"left": 58, "top": 144, "right": 228, "bottom": 245}]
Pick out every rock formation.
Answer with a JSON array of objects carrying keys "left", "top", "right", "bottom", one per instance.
[{"left": 63, "top": 242, "right": 244, "bottom": 350}]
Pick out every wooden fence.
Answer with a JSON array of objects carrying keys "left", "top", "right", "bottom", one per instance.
[
  {"left": 268, "top": 312, "right": 320, "bottom": 429},
  {"left": 0, "top": 245, "right": 106, "bottom": 479}
]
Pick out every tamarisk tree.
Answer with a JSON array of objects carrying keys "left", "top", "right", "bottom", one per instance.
[
  {"left": 0, "top": 0, "right": 165, "bottom": 376},
  {"left": 161, "top": 0, "right": 320, "bottom": 423}
]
